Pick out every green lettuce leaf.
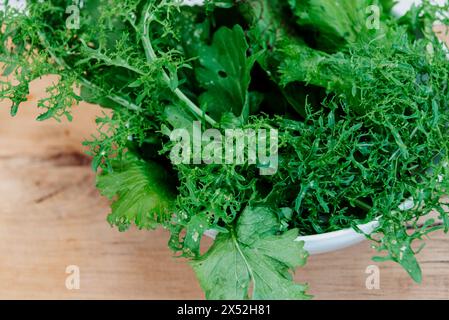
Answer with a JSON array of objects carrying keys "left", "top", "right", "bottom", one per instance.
[
  {"left": 97, "top": 155, "right": 175, "bottom": 231},
  {"left": 289, "top": 0, "right": 372, "bottom": 48},
  {"left": 278, "top": 42, "right": 353, "bottom": 93}
]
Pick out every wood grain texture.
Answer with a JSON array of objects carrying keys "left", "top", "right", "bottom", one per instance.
[{"left": 0, "top": 76, "right": 448, "bottom": 300}]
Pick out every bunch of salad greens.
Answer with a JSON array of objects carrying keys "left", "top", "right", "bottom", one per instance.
[{"left": 1, "top": 0, "right": 449, "bottom": 299}]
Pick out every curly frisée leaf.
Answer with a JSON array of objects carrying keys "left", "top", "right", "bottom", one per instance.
[
  {"left": 192, "top": 206, "right": 310, "bottom": 300},
  {"left": 288, "top": 0, "right": 377, "bottom": 49},
  {"left": 97, "top": 155, "right": 175, "bottom": 231}
]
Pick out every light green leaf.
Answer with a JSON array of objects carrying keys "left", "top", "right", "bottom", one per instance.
[
  {"left": 374, "top": 222, "right": 423, "bottom": 283},
  {"left": 97, "top": 155, "right": 175, "bottom": 231},
  {"left": 192, "top": 206, "right": 310, "bottom": 300},
  {"left": 236, "top": 206, "right": 279, "bottom": 245},
  {"left": 289, "top": 0, "right": 372, "bottom": 48},
  {"left": 279, "top": 42, "right": 352, "bottom": 93}
]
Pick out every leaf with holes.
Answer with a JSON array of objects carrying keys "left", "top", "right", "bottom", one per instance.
[{"left": 196, "top": 25, "right": 259, "bottom": 122}]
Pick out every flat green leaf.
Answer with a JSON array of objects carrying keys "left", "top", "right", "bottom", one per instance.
[
  {"left": 236, "top": 206, "right": 279, "bottom": 245},
  {"left": 196, "top": 25, "right": 258, "bottom": 122},
  {"left": 192, "top": 232, "right": 251, "bottom": 300},
  {"left": 192, "top": 206, "right": 310, "bottom": 300},
  {"left": 163, "top": 104, "right": 196, "bottom": 132}
]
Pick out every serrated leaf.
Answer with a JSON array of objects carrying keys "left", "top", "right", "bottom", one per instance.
[
  {"left": 375, "top": 222, "right": 423, "bottom": 283},
  {"left": 236, "top": 206, "right": 279, "bottom": 245},
  {"left": 192, "top": 206, "right": 310, "bottom": 300},
  {"left": 399, "top": 247, "right": 422, "bottom": 283},
  {"left": 97, "top": 155, "right": 176, "bottom": 231},
  {"left": 288, "top": 0, "right": 372, "bottom": 48},
  {"left": 196, "top": 25, "right": 259, "bottom": 122},
  {"left": 279, "top": 42, "right": 352, "bottom": 93}
]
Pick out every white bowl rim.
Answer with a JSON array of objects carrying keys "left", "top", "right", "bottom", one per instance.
[
  {"left": 204, "top": 217, "right": 380, "bottom": 242},
  {"left": 204, "top": 197, "right": 415, "bottom": 253},
  {"left": 295, "top": 219, "right": 379, "bottom": 242}
]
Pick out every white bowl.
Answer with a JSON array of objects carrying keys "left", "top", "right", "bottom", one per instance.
[
  {"left": 295, "top": 198, "right": 414, "bottom": 254},
  {"left": 205, "top": 199, "right": 415, "bottom": 255},
  {"left": 205, "top": 219, "right": 379, "bottom": 255},
  {"left": 295, "top": 220, "right": 379, "bottom": 255},
  {"left": 205, "top": 220, "right": 379, "bottom": 255}
]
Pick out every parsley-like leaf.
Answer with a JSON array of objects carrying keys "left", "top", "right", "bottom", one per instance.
[{"left": 192, "top": 206, "right": 310, "bottom": 300}]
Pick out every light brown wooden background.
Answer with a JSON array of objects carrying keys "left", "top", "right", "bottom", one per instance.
[{"left": 1, "top": 25, "right": 449, "bottom": 299}]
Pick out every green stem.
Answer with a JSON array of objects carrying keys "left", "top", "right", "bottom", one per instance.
[
  {"left": 141, "top": 6, "right": 217, "bottom": 126},
  {"left": 353, "top": 199, "right": 372, "bottom": 212},
  {"left": 231, "top": 231, "right": 256, "bottom": 296},
  {"left": 37, "top": 31, "right": 141, "bottom": 112}
]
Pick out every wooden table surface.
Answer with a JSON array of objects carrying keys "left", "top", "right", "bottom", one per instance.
[{"left": 1, "top": 71, "right": 449, "bottom": 300}]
